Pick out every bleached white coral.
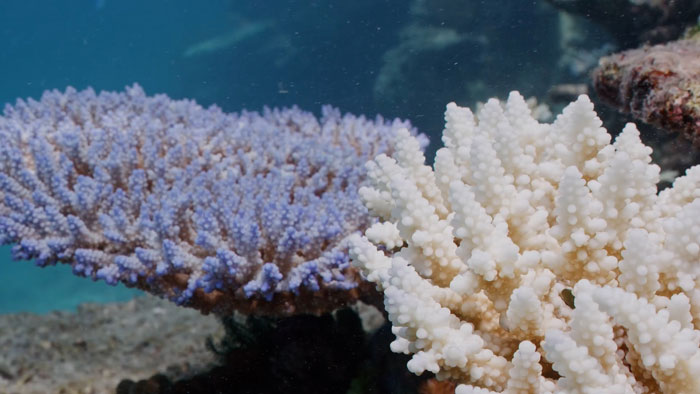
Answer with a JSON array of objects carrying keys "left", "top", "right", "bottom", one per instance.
[{"left": 349, "top": 92, "right": 700, "bottom": 393}]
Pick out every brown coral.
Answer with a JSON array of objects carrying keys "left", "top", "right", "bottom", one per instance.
[
  {"left": 418, "top": 379, "right": 456, "bottom": 394},
  {"left": 593, "top": 39, "right": 700, "bottom": 146}
]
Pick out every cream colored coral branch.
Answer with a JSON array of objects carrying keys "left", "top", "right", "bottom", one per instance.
[{"left": 350, "top": 92, "right": 700, "bottom": 393}]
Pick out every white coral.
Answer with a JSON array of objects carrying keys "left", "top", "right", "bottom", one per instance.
[{"left": 349, "top": 92, "right": 700, "bottom": 393}]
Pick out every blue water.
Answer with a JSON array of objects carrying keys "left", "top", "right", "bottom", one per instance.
[
  {"left": 0, "top": 0, "right": 240, "bottom": 313},
  {"left": 0, "top": 247, "right": 140, "bottom": 314},
  {"left": 0, "top": 0, "right": 600, "bottom": 314}
]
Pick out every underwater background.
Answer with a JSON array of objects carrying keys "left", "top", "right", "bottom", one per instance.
[{"left": 3, "top": 0, "right": 700, "bottom": 393}]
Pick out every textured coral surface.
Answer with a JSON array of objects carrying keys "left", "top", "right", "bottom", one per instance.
[
  {"left": 351, "top": 92, "right": 700, "bottom": 393},
  {"left": 0, "top": 85, "right": 424, "bottom": 315},
  {"left": 594, "top": 39, "right": 700, "bottom": 145}
]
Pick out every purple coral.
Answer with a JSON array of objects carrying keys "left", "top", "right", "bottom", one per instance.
[{"left": 0, "top": 84, "right": 425, "bottom": 315}]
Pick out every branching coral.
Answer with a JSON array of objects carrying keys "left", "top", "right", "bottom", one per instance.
[
  {"left": 0, "top": 84, "right": 426, "bottom": 316},
  {"left": 350, "top": 92, "right": 700, "bottom": 393}
]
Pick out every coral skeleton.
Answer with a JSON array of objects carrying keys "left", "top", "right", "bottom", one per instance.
[
  {"left": 0, "top": 84, "right": 425, "bottom": 315},
  {"left": 350, "top": 92, "right": 700, "bottom": 393}
]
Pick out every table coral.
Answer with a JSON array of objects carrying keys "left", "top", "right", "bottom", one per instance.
[
  {"left": 0, "top": 84, "right": 425, "bottom": 316},
  {"left": 350, "top": 92, "right": 700, "bottom": 393}
]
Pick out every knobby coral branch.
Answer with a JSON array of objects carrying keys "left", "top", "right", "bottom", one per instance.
[{"left": 351, "top": 92, "right": 700, "bottom": 393}]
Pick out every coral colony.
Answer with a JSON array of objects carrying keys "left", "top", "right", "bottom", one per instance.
[
  {"left": 350, "top": 92, "right": 700, "bottom": 393},
  {"left": 0, "top": 84, "right": 424, "bottom": 316}
]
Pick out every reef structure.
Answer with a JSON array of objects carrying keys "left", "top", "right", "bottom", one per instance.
[
  {"left": 593, "top": 38, "right": 700, "bottom": 145},
  {"left": 0, "top": 84, "right": 426, "bottom": 316},
  {"left": 351, "top": 92, "right": 700, "bottom": 393}
]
